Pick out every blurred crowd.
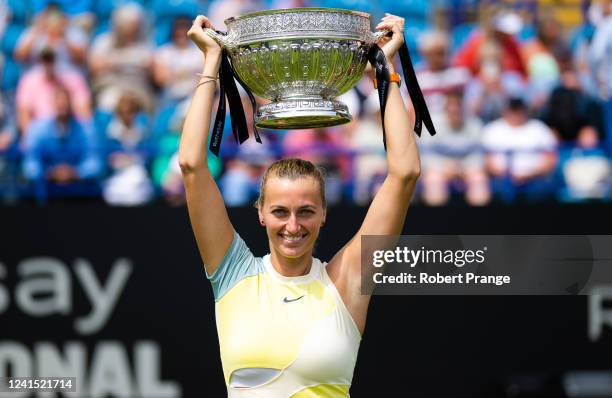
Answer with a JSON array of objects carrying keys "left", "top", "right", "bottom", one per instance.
[{"left": 0, "top": 0, "right": 610, "bottom": 206}]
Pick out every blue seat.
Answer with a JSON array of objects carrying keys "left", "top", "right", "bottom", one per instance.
[
  {"left": 92, "top": 0, "right": 146, "bottom": 24},
  {"left": 404, "top": 19, "right": 430, "bottom": 65},
  {"left": 152, "top": 102, "right": 180, "bottom": 139},
  {"left": 1, "top": 23, "right": 25, "bottom": 55},
  {"left": 154, "top": 22, "right": 172, "bottom": 46},
  {"left": 92, "top": 20, "right": 111, "bottom": 38},
  {"left": 151, "top": 0, "right": 200, "bottom": 19},
  {"left": 381, "top": 0, "right": 431, "bottom": 20},
  {"left": 30, "top": 0, "right": 93, "bottom": 15},
  {"left": 320, "top": 0, "right": 379, "bottom": 15},
  {"left": 569, "top": 23, "right": 595, "bottom": 52},
  {"left": 94, "top": 110, "right": 113, "bottom": 140},
  {"left": 6, "top": 0, "right": 33, "bottom": 24},
  {"left": 2, "top": 57, "right": 23, "bottom": 91},
  {"left": 151, "top": 0, "right": 201, "bottom": 44},
  {"left": 450, "top": 23, "right": 476, "bottom": 52},
  {"left": 91, "top": 0, "right": 148, "bottom": 39},
  {"left": 517, "top": 24, "right": 535, "bottom": 43}
]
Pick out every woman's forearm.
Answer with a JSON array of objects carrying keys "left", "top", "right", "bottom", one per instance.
[
  {"left": 178, "top": 52, "right": 222, "bottom": 173},
  {"left": 383, "top": 80, "right": 420, "bottom": 181},
  {"left": 371, "top": 14, "right": 420, "bottom": 182}
]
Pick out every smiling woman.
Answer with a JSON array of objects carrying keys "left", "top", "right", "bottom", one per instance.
[
  {"left": 178, "top": 12, "right": 420, "bottom": 398},
  {"left": 256, "top": 159, "right": 327, "bottom": 275}
]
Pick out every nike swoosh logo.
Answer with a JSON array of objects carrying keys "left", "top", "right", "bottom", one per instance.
[{"left": 283, "top": 295, "right": 304, "bottom": 303}]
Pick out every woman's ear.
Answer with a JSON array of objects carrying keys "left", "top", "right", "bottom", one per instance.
[{"left": 258, "top": 208, "right": 265, "bottom": 226}]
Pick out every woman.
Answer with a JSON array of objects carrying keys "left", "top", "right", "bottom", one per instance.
[
  {"left": 14, "top": 4, "right": 88, "bottom": 69},
  {"left": 88, "top": 3, "right": 154, "bottom": 112},
  {"left": 179, "top": 13, "right": 420, "bottom": 397},
  {"left": 100, "top": 92, "right": 154, "bottom": 206},
  {"left": 153, "top": 16, "right": 204, "bottom": 105}
]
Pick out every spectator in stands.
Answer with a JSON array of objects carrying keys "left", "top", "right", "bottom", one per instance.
[
  {"left": 558, "top": 125, "right": 610, "bottom": 201},
  {"left": 416, "top": 30, "right": 471, "bottom": 118},
  {"left": 541, "top": 63, "right": 605, "bottom": 145},
  {"left": 22, "top": 86, "right": 102, "bottom": 190},
  {"left": 153, "top": 16, "right": 203, "bottom": 105},
  {"left": 569, "top": 2, "right": 599, "bottom": 98},
  {"left": 217, "top": 93, "right": 274, "bottom": 207},
  {"left": 208, "top": 0, "right": 264, "bottom": 29},
  {"left": 589, "top": 0, "right": 612, "bottom": 151},
  {"left": 454, "top": 11, "right": 527, "bottom": 79},
  {"left": 463, "top": 42, "right": 527, "bottom": 123},
  {"left": 16, "top": 48, "right": 91, "bottom": 134},
  {"left": 482, "top": 98, "right": 558, "bottom": 203},
  {"left": 420, "top": 90, "right": 489, "bottom": 206},
  {"left": 32, "top": 0, "right": 94, "bottom": 21},
  {"left": 100, "top": 92, "right": 154, "bottom": 206},
  {"left": 522, "top": 14, "right": 568, "bottom": 108},
  {"left": 157, "top": 152, "right": 184, "bottom": 204},
  {"left": 282, "top": 127, "right": 348, "bottom": 205},
  {"left": 346, "top": 89, "right": 387, "bottom": 205},
  {"left": 219, "top": 138, "right": 274, "bottom": 206},
  {"left": 89, "top": 3, "right": 154, "bottom": 112},
  {"left": 522, "top": 14, "right": 565, "bottom": 74},
  {"left": 152, "top": 99, "right": 222, "bottom": 205},
  {"left": 14, "top": 3, "right": 88, "bottom": 68}
]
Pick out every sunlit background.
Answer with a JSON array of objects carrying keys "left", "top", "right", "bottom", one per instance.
[{"left": 0, "top": 0, "right": 610, "bottom": 206}]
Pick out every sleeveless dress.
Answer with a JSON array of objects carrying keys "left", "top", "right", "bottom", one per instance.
[{"left": 206, "top": 231, "right": 361, "bottom": 397}]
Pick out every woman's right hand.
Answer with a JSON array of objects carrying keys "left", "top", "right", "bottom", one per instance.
[{"left": 187, "top": 15, "right": 222, "bottom": 56}]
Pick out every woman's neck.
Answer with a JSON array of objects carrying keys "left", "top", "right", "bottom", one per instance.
[{"left": 269, "top": 250, "right": 312, "bottom": 277}]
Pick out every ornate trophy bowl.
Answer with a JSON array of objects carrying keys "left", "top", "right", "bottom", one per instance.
[{"left": 205, "top": 8, "right": 386, "bottom": 129}]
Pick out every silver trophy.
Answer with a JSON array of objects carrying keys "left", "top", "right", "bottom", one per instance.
[{"left": 205, "top": 8, "right": 387, "bottom": 129}]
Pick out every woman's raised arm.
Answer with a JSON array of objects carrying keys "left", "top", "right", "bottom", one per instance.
[
  {"left": 179, "top": 16, "right": 233, "bottom": 275},
  {"left": 327, "top": 15, "right": 420, "bottom": 333}
]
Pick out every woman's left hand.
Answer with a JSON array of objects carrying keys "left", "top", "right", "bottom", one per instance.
[{"left": 375, "top": 13, "right": 405, "bottom": 63}]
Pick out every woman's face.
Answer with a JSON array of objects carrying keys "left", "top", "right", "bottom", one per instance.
[{"left": 258, "top": 176, "right": 326, "bottom": 260}]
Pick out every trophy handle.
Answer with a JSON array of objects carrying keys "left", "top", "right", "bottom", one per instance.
[
  {"left": 367, "top": 29, "right": 391, "bottom": 44},
  {"left": 204, "top": 28, "right": 235, "bottom": 49}
]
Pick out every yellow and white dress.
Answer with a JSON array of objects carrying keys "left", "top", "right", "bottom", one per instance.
[{"left": 206, "top": 231, "right": 361, "bottom": 398}]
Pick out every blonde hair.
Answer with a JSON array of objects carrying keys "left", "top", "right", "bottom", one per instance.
[{"left": 255, "top": 158, "right": 326, "bottom": 209}]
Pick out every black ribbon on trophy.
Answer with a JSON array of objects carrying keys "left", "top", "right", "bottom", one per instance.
[
  {"left": 209, "top": 32, "right": 435, "bottom": 156},
  {"left": 209, "top": 33, "right": 261, "bottom": 156},
  {"left": 367, "top": 37, "right": 437, "bottom": 150}
]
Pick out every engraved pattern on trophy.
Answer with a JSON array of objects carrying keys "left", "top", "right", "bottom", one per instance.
[
  {"left": 225, "top": 10, "right": 372, "bottom": 44},
  {"left": 205, "top": 8, "right": 387, "bottom": 129}
]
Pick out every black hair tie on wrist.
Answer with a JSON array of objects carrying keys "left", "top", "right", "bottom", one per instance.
[
  {"left": 367, "top": 35, "right": 437, "bottom": 151},
  {"left": 209, "top": 36, "right": 261, "bottom": 157}
]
